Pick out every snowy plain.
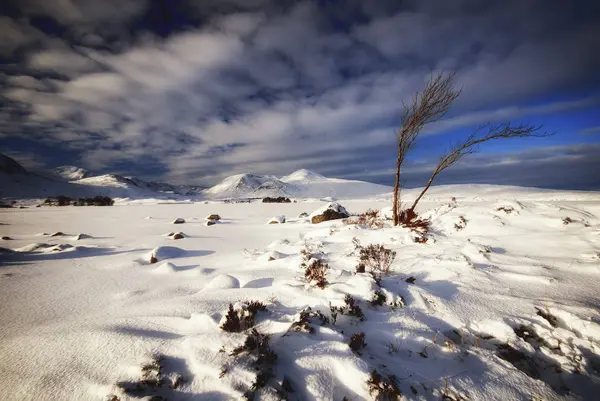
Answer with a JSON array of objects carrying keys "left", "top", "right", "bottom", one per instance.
[{"left": 1, "top": 185, "right": 600, "bottom": 401}]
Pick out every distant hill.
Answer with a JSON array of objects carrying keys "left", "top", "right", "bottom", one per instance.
[{"left": 204, "top": 169, "right": 392, "bottom": 199}]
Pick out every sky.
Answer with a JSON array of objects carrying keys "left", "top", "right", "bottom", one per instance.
[{"left": 0, "top": 0, "right": 599, "bottom": 189}]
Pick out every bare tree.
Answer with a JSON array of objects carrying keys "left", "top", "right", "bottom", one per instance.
[
  {"left": 393, "top": 73, "right": 461, "bottom": 226},
  {"left": 406, "top": 123, "right": 550, "bottom": 214}
]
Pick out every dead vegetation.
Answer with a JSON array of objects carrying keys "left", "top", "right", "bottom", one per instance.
[
  {"left": 357, "top": 244, "right": 397, "bottom": 282},
  {"left": 344, "top": 209, "right": 385, "bottom": 229},
  {"left": 115, "top": 354, "right": 185, "bottom": 398},
  {"left": 454, "top": 215, "right": 467, "bottom": 231},
  {"left": 330, "top": 295, "right": 365, "bottom": 323},
  {"left": 228, "top": 329, "right": 278, "bottom": 400},
  {"left": 300, "top": 243, "right": 329, "bottom": 288},
  {"left": 367, "top": 369, "right": 401, "bottom": 400},
  {"left": 369, "top": 289, "right": 387, "bottom": 307},
  {"left": 349, "top": 332, "right": 367, "bottom": 353},
  {"left": 220, "top": 301, "right": 268, "bottom": 332},
  {"left": 496, "top": 206, "right": 515, "bottom": 214},
  {"left": 287, "top": 307, "right": 330, "bottom": 334}
]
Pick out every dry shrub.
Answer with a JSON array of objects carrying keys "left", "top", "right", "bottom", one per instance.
[
  {"left": 367, "top": 369, "right": 401, "bottom": 400},
  {"left": 229, "top": 329, "right": 278, "bottom": 400},
  {"left": 300, "top": 243, "right": 329, "bottom": 288},
  {"left": 358, "top": 244, "right": 397, "bottom": 281},
  {"left": 454, "top": 215, "right": 467, "bottom": 231},
  {"left": 305, "top": 259, "right": 329, "bottom": 289},
  {"left": 413, "top": 235, "right": 428, "bottom": 244},
  {"left": 349, "top": 332, "right": 367, "bottom": 353},
  {"left": 116, "top": 354, "right": 185, "bottom": 397},
  {"left": 288, "top": 307, "right": 330, "bottom": 334},
  {"left": 369, "top": 289, "right": 387, "bottom": 307},
  {"left": 331, "top": 295, "right": 364, "bottom": 322},
  {"left": 562, "top": 217, "right": 573, "bottom": 225},
  {"left": 220, "top": 301, "right": 267, "bottom": 332},
  {"left": 343, "top": 209, "right": 384, "bottom": 229},
  {"left": 496, "top": 206, "right": 515, "bottom": 214}
]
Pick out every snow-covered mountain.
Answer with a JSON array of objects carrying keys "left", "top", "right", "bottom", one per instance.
[
  {"left": 2, "top": 153, "right": 389, "bottom": 201},
  {"left": 280, "top": 168, "right": 325, "bottom": 183},
  {"left": 204, "top": 169, "right": 392, "bottom": 199},
  {"left": 0, "top": 154, "right": 203, "bottom": 201}
]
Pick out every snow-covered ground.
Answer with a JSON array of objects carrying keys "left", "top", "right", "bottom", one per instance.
[{"left": 1, "top": 186, "right": 600, "bottom": 401}]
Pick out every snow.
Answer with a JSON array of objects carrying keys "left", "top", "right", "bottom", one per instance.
[
  {"left": 280, "top": 168, "right": 325, "bottom": 183},
  {"left": 204, "top": 170, "right": 391, "bottom": 200},
  {"left": 267, "top": 215, "right": 286, "bottom": 224},
  {"left": 0, "top": 185, "right": 600, "bottom": 400}
]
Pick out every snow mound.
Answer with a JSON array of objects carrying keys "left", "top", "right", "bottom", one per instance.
[
  {"left": 15, "top": 243, "right": 53, "bottom": 252},
  {"left": 152, "top": 262, "right": 177, "bottom": 274},
  {"left": 205, "top": 274, "right": 240, "bottom": 290},
  {"left": 267, "top": 215, "right": 286, "bottom": 224},
  {"left": 147, "top": 246, "right": 185, "bottom": 263},
  {"left": 260, "top": 250, "right": 288, "bottom": 262}
]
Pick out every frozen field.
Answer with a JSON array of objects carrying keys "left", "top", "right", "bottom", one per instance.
[{"left": 1, "top": 187, "right": 600, "bottom": 400}]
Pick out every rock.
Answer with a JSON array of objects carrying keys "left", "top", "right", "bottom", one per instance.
[
  {"left": 74, "top": 234, "right": 91, "bottom": 240},
  {"left": 205, "top": 274, "right": 240, "bottom": 290},
  {"left": 172, "top": 218, "right": 185, "bottom": 224},
  {"left": 310, "top": 202, "right": 349, "bottom": 224},
  {"left": 206, "top": 214, "right": 221, "bottom": 221},
  {"left": 405, "top": 276, "right": 416, "bottom": 284},
  {"left": 267, "top": 216, "right": 286, "bottom": 224},
  {"left": 298, "top": 212, "right": 309, "bottom": 218},
  {"left": 172, "top": 232, "right": 184, "bottom": 240},
  {"left": 205, "top": 220, "right": 217, "bottom": 226},
  {"left": 50, "top": 231, "right": 65, "bottom": 237},
  {"left": 1, "top": 236, "right": 12, "bottom": 240}
]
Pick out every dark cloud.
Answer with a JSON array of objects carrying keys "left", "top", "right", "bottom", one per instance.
[{"left": 0, "top": 0, "right": 599, "bottom": 187}]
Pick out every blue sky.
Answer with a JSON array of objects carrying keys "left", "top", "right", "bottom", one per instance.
[{"left": 1, "top": 0, "right": 599, "bottom": 189}]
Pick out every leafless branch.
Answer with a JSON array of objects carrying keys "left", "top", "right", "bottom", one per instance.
[{"left": 408, "top": 123, "right": 551, "bottom": 212}]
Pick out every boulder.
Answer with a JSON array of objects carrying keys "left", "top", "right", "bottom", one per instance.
[
  {"left": 310, "top": 202, "right": 349, "bottom": 224},
  {"left": 205, "top": 220, "right": 217, "bottom": 226},
  {"left": 172, "top": 218, "right": 185, "bottom": 224},
  {"left": 171, "top": 232, "right": 185, "bottom": 240},
  {"left": 206, "top": 214, "right": 221, "bottom": 221},
  {"left": 1, "top": 236, "right": 12, "bottom": 240},
  {"left": 50, "top": 231, "right": 65, "bottom": 237}
]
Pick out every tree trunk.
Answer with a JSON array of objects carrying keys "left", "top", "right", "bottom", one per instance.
[
  {"left": 392, "top": 157, "right": 402, "bottom": 226},
  {"left": 408, "top": 171, "right": 436, "bottom": 213}
]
